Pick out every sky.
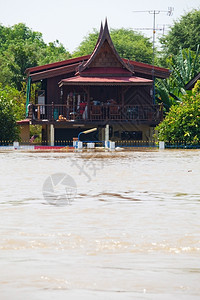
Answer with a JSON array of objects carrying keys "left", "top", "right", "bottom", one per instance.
[{"left": 0, "top": 0, "right": 199, "bottom": 53}]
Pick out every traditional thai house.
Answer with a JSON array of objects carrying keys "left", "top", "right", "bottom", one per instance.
[{"left": 23, "top": 20, "right": 170, "bottom": 145}]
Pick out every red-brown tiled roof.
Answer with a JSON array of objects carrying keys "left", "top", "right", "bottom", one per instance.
[
  {"left": 27, "top": 55, "right": 170, "bottom": 81},
  {"left": 123, "top": 59, "right": 171, "bottom": 78},
  {"left": 59, "top": 75, "right": 153, "bottom": 86},
  {"left": 30, "top": 63, "right": 80, "bottom": 82},
  {"left": 16, "top": 119, "right": 30, "bottom": 125},
  {"left": 26, "top": 55, "right": 90, "bottom": 75},
  {"left": 25, "top": 20, "right": 170, "bottom": 81}
]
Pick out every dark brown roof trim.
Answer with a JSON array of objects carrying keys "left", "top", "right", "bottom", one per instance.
[
  {"left": 26, "top": 55, "right": 90, "bottom": 76},
  {"left": 30, "top": 63, "right": 80, "bottom": 82}
]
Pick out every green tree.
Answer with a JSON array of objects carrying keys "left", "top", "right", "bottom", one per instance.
[
  {"left": 0, "top": 83, "right": 26, "bottom": 142},
  {"left": 0, "top": 84, "right": 24, "bottom": 142},
  {"left": 0, "top": 23, "right": 71, "bottom": 90},
  {"left": 73, "top": 28, "right": 154, "bottom": 64},
  {"left": 156, "top": 81, "right": 200, "bottom": 144},
  {"left": 156, "top": 46, "right": 200, "bottom": 110},
  {"left": 160, "top": 9, "right": 200, "bottom": 57},
  {"left": 0, "top": 99, "right": 19, "bottom": 142},
  {"left": 0, "top": 83, "right": 25, "bottom": 119},
  {"left": 155, "top": 78, "right": 180, "bottom": 111},
  {"left": 38, "top": 40, "right": 70, "bottom": 65},
  {"left": 168, "top": 46, "right": 200, "bottom": 88}
]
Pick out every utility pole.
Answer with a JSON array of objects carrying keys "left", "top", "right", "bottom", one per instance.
[{"left": 132, "top": 7, "right": 174, "bottom": 104}]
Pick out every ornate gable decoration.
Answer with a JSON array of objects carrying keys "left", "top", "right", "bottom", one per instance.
[{"left": 78, "top": 19, "right": 134, "bottom": 76}]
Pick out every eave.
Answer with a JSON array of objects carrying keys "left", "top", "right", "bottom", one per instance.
[
  {"left": 26, "top": 55, "right": 90, "bottom": 76},
  {"left": 29, "top": 63, "right": 80, "bottom": 82},
  {"left": 123, "top": 59, "right": 171, "bottom": 79}
]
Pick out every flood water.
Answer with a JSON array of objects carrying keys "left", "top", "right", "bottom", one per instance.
[{"left": 0, "top": 149, "right": 200, "bottom": 299}]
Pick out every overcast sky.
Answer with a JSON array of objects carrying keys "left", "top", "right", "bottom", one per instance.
[{"left": 0, "top": 0, "right": 199, "bottom": 52}]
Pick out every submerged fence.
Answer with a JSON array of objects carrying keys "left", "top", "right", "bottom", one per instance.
[
  {"left": 1, "top": 140, "right": 200, "bottom": 149},
  {"left": 165, "top": 142, "right": 200, "bottom": 149},
  {"left": 56, "top": 140, "right": 158, "bottom": 148},
  {"left": 0, "top": 140, "right": 157, "bottom": 148}
]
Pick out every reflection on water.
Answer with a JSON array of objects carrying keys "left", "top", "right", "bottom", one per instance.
[{"left": 0, "top": 150, "right": 200, "bottom": 299}]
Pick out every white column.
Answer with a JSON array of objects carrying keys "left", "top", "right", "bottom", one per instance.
[
  {"left": 105, "top": 124, "right": 109, "bottom": 141},
  {"left": 50, "top": 124, "right": 54, "bottom": 146},
  {"left": 159, "top": 141, "right": 165, "bottom": 150},
  {"left": 77, "top": 141, "right": 83, "bottom": 149},
  {"left": 13, "top": 141, "right": 19, "bottom": 150},
  {"left": 104, "top": 124, "right": 109, "bottom": 148},
  {"left": 109, "top": 141, "right": 115, "bottom": 150}
]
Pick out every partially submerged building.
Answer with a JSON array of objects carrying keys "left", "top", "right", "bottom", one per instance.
[{"left": 21, "top": 20, "right": 170, "bottom": 145}]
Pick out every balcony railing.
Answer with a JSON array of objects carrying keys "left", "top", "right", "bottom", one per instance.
[{"left": 28, "top": 103, "right": 163, "bottom": 123}]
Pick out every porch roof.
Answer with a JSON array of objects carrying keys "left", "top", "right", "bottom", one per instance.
[
  {"left": 16, "top": 119, "right": 30, "bottom": 125},
  {"left": 59, "top": 75, "right": 153, "bottom": 86}
]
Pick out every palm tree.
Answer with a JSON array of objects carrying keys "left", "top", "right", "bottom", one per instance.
[
  {"left": 156, "top": 45, "right": 200, "bottom": 111},
  {"left": 171, "top": 45, "right": 200, "bottom": 87}
]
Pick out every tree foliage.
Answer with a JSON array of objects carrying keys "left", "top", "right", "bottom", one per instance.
[
  {"left": 160, "top": 9, "right": 200, "bottom": 56},
  {"left": 0, "top": 83, "right": 25, "bottom": 119},
  {"left": 156, "top": 81, "right": 200, "bottom": 144},
  {"left": 0, "top": 83, "right": 26, "bottom": 141},
  {"left": 73, "top": 28, "right": 154, "bottom": 64},
  {"left": 0, "top": 23, "right": 71, "bottom": 90},
  {"left": 156, "top": 46, "right": 200, "bottom": 110},
  {"left": 168, "top": 46, "right": 200, "bottom": 88},
  {"left": 0, "top": 99, "right": 19, "bottom": 142}
]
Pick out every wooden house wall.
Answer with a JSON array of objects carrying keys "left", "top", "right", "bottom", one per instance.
[
  {"left": 89, "top": 86, "right": 120, "bottom": 102},
  {"left": 62, "top": 86, "right": 88, "bottom": 105},
  {"left": 124, "top": 86, "right": 152, "bottom": 105},
  {"left": 57, "top": 85, "right": 152, "bottom": 106},
  {"left": 46, "top": 73, "right": 74, "bottom": 105}
]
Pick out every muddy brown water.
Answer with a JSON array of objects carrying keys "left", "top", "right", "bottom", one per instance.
[{"left": 0, "top": 149, "right": 200, "bottom": 299}]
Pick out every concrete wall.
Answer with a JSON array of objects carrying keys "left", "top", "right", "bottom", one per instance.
[
  {"left": 18, "top": 124, "right": 30, "bottom": 144},
  {"left": 109, "top": 123, "right": 155, "bottom": 141}
]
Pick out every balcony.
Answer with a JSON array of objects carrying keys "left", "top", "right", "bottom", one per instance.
[{"left": 28, "top": 103, "right": 163, "bottom": 124}]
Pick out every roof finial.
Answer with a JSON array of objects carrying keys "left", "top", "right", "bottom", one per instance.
[
  {"left": 104, "top": 17, "right": 108, "bottom": 30},
  {"left": 95, "top": 21, "right": 103, "bottom": 47},
  {"left": 78, "top": 18, "right": 135, "bottom": 75},
  {"left": 99, "top": 21, "right": 103, "bottom": 38}
]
